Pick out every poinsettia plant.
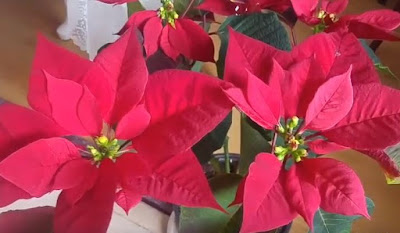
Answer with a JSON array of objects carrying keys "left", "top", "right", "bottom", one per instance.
[{"left": 1, "top": 0, "right": 400, "bottom": 233}]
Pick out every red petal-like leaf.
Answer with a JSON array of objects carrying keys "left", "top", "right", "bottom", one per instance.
[
  {"left": 132, "top": 150, "right": 224, "bottom": 211},
  {"left": 160, "top": 27, "right": 180, "bottom": 60},
  {"left": 169, "top": 19, "right": 215, "bottom": 62},
  {"left": 0, "top": 178, "right": 31, "bottom": 208},
  {"left": 327, "top": 32, "right": 380, "bottom": 84},
  {"left": 358, "top": 149, "right": 400, "bottom": 178},
  {"left": 354, "top": 10, "right": 400, "bottom": 31},
  {"left": 0, "top": 138, "right": 81, "bottom": 197},
  {"left": 54, "top": 160, "right": 116, "bottom": 233},
  {"left": 322, "top": 0, "right": 348, "bottom": 14},
  {"left": 240, "top": 175, "right": 296, "bottom": 233},
  {"left": 116, "top": 104, "right": 150, "bottom": 140},
  {"left": 0, "top": 103, "right": 65, "bottom": 160},
  {"left": 197, "top": 0, "right": 240, "bottom": 16},
  {"left": 322, "top": 83, "right": 400, "bottom": 150},
  {"left": 291, "top": 0, "right": 320, "bottom": 25},
  {"left": 221, "top": 70, "right": 280, "bottom": 130},
  {"left": 302, "top": 158, "right": 369, "bottom": 217},
  {"left": 229, "top": 175, "right": 247, "bottom": 207},
  {"left": 304, "top": 67, "right": 353, "bottom": 131},
  {"left": 119, "top": 11, "right": 157, "bottom": 34},
  {"left": 116, "top": 153, "right": 151, "bottom": 189},
  {"left": 283, "top": 164, "right": 320, "bottom": 229},
  {"left": 279, "top": 58, "right": 326, "bottom": 118},
  {"left": 0, "top": 206, "right": 54, "bottom": 233},
  {"left": 115, "top": 189, "right": 142, "bottom": 214},
  {"left": 242, "top": 153, "right": 282, "bottom": 232},
  {"left": 307, "top": 139, "right": 348, "bottom": 155},
  {"left": 94, "top": 28, "right": 148, "bottom": 124},
  {"left": 346, "top": 20, "right": 400, "bottom": 41},
  {"left": 43, "top": 71, "right": 102, "bottom": 136},
  {"left": 143, "top": 17, "right": 163, "bottom": 57},
  {"left": 134, "top": 70, "right": 233, "bottom": 156}
]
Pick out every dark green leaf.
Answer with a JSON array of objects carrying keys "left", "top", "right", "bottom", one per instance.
[
  {"left": 239, "top": 114, "right": 271, "bottom": 175},
  {"left": 311, "top": 197, "right": 375, "bottom": 233},
  {"left": 193, "top": 112, "right": 232, "bottom": 164},
  {"left": 179, "top": 174, "right": 243, "bottom": 233},
  {"left": 217, "top": 12, "right": 291, "bottom": 78}
]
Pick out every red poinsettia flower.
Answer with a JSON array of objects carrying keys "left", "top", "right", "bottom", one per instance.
[
  {"left": 222, "top": 29, "right": 400, "bottom": 232},
  {"left": 0, "top": 28, "right": 232, "bottom": 233},
  {"left": 107, "top": 0, "right": 214, "bottom": 62},
  {"left": 197, "top": 0, "right": 291, "bottom": 16},
  {"left": 291, "top": 0, "right": 400, "bottom": 40}
]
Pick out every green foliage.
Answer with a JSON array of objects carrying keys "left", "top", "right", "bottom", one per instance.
[
  {"left": 217, "top": 12, "right": 292, "bottom": 78},
  {"left": 311, "top": 197, "right": 375, "bottom": 233},
  {"left": 179, "top": 174, "right": 243, "bottom": 233}
]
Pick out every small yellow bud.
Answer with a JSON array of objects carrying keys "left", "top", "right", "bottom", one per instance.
[
  {"left": 277, "top": 125, "right": 285, "bottom": 134},
  {"left": 295, "top": 156, "right": 302, "bottom": 163},
  {"left": 174, "top": 13, "right": 179, "bottom": 19},
  {"left": 288, "top": 116, "right": 299, "bottom": 129},
  {"left": 97, "top": 136, "right": 109, "bottom": 145}
]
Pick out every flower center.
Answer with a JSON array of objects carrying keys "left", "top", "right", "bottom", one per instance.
[
  {"left": 159, "top": 0, "right": 179, "bottom": 27},
  {"left": 274, "top": 116, "right": 308, "bottom": 163},
  {"left": 87, "top": 136, "right": 122, "bottom": 163},
  {"left": 313, "top": 10, "right": 338, "bottom": 33}
]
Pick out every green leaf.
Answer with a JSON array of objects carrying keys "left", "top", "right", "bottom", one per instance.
[
  {"left": 193, "top": 113, "right": 232, "bottom": 164},
  {"left": 375, "top": 63, "right": 399, "bottom": 80},
  {"left": 219, "top": 207, "right": 243, "bottom": 233},
  {"left": 179, "top": 174, "right": 243, "bottom": 233},
  {"left": 174, "top": 0, "right": 204, "bottom": 18},
  {"left": 217, "top": 12, "right": 291, "bottom": 78},
  {"left": 311, "top": 197, "right": 375, "bottom": 233},
  {"left": 239, "top": 114, "right": 271, "bottom": 176},
  {"left": 384, "top": 145, "right": 400, "bottom": 184},
  {"left": 127, "top": 2, "right": 144, "bottom": 16}
]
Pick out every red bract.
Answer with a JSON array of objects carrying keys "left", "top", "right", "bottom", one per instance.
[
  {"left": 223, "top": 29, "right": 400, "bottom": 232},
  {"left": 0, "top": 28, "right": 233, "bottom": 233},
  {"left": 291, "top": 0, "right": 400, "bottom": 40},
  {"left": 197, "top": 0, "right": 291, "bottom": 16},
  {"left": 117, "top": 0, "right": 214, "bottom": 62}
]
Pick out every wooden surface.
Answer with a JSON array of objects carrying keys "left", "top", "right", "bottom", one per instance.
[{"left": 1, "top": 0, "right": 400, "bottom": 232}]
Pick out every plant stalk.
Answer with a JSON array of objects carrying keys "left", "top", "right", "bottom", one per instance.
[
  {"left": 181, "top": 0, "right": 196, "bottom": 18},
  {"left": 271, "top": 131, "right": 278, "bottom": 154},
  {"left": 223, "top": 136, "right": 231, "bottom": 173}
]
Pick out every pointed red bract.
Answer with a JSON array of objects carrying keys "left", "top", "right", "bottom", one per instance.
[
  {"left": 0, "top": 138, "right": 80, "bottom": 197},
  {"left": 54, "top": 160, "right": 116, "bottom": 233},
  {"left": 283, "top": 164, "right": 320, "bottom": 230},
  {"left": 307, "top": 139, "right": 348, "bottom": 155},
  {"left": 322, "top": 83, "right": 400, "bottom": 150},
  {"left": 221, "top": 70, "right": 280, "bottom": 130},
  {"left": 229, "top": 175, "right": 247, "bottom": 207},
  {"left": 116, "top": 189, "right": 142, "bottom": 214},
  {"left": 94, "top": 28, "right": 148, "bottom": 124},
  {"left": 134, "top": 70, "right": 233, "bottom": 156},
  {"left": 116, "top": 104, "right": 151, "bottom": 140},
  {"left": 358, "top": 150, "right": 400, "bottom": 178},
  {"left": 43, "top": 71, "right": 103, "bottom": 136},
  {"left": 240, "top": 175, "right": 296, "bottom": 233},
  {"left": 119, "top": 11, "right": 158, "bottom": 34},
  {"left": 304, "top": 67, "right": 353, "bottom": 131},
  {"left": 0, "top": 206, "right": 54, "bottom": 233},
  {"left": 143, "top": 17, "right": 163, "bottom": 57},
  {"left": 242, "top": 153, "right": 282, "bottom": 232},
  {"left": 132, "top": 150, "right": 224, "bottom": 211},
  {"left": 302, "top": 158, "right": 369, "bottom": 218},
  {"left": 321, "top": 0, "right": 348, "bottom": 15},
  {"left": 169, "top": 19, "right": 215, "bottom": 62}
]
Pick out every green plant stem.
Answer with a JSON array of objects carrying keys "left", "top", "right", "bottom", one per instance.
[
  {"left": 224, "top": 136, "right": 231, "bottom": 174},
  {"left": 271, "top": 131, "right": 278, "bottom": 154},
  {"left": 181, "top": 0, "right": 195, "bottom": 18}
]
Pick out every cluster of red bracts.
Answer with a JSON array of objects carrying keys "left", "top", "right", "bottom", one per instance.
[{"left": 1, "top": 0, "right": 400, "bottom": 233}]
